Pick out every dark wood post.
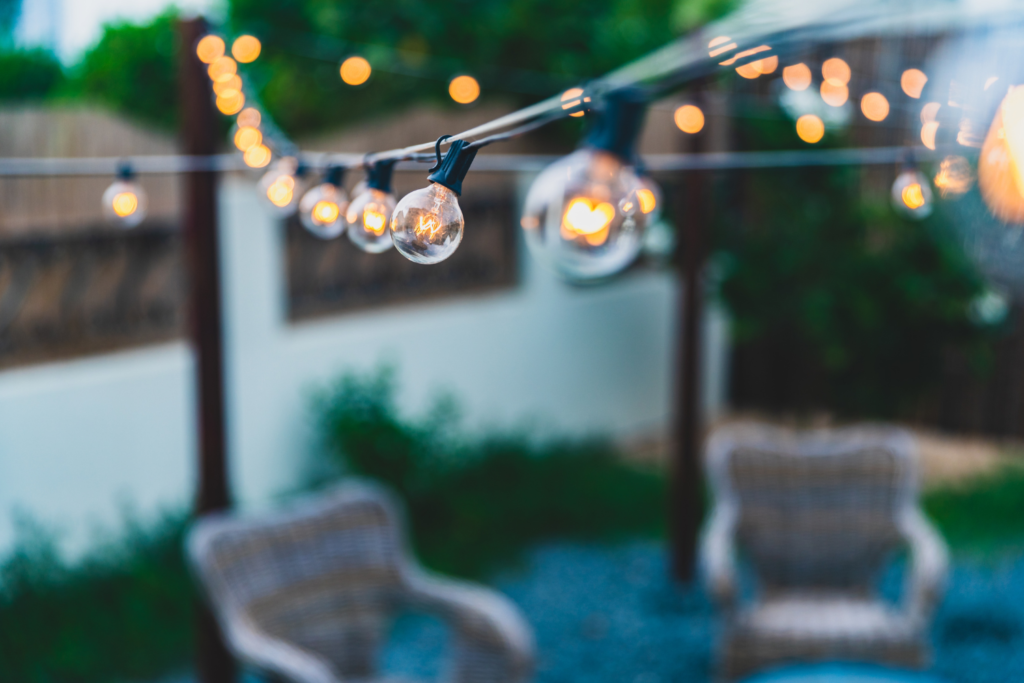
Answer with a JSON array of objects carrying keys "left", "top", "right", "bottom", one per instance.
[
  {"left": 669, "top": 95, "right": 709, "bottom": 583},
  {"left": 178, "top": 16, "right": 235, "bottom": 683}
]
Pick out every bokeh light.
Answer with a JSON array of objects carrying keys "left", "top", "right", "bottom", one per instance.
[
  {"left": 561, "top": 88, "right": 589, "bottom": 117},
  {"left": 234, "top": 126, "right": 263, "bottom": 152},
  {"left": 213, "top": 75, "right": 242, "bottom": 96},
  {"left": 755, "top": 55, "right": 778, "bottom": 74},
  {"left": 921, "top": 121, "right": 940, "bottom": 150},
  {"left": 820, "top": 81, "right": 849, "bottom": 107},
  {"left": 921, "top": 102, "right": 941, "bottom": 124},
  {"left": 112, "top": 192, "right": 139, "bottom": 218},
  {"left": 449, "top": 75, "right": 481, "bottom": 104},
  {"left": 979, "top": 86, "right": 1024, "bottom": 222},
  {"left": 196, "top": 35, "right": 224, "bottom": 64},
  {"left": 208, "top": 56, "right": 237, "bottom": 83},
  {"left": 237, "top": 107, "right": 261, "bottom": 128},
  {"left": 708, "top": 36, "right": 737, "bottom": 58},
  {"left": 244, "top": 144, "right": 272, "bottom": 168},
  {"left": 782, "top": 63, "right": 812, "bottom": 91},
  {"left": 796, "top": 114, "right": 825, "bottom": 143},
  {"left": 822, "top": 57, "right": 851, "bottom": 86},
  {"left": 217, "top": 90, "right": 245, "bottom": 115},
  {"left": 860, "top": 92, "right": 890, "bottom": 121},
  {"left": 934, "top": 155, "right": 975, "bottom": 197},
  {"left": 901, "top": 69, "right": 928, "bottom": 98},
  {"left": 735, "top": 63, "right": 760, "bottom": 79},
  {"left": 340, "top": 56, "right": 372, "bottom": 85},
  {"left": 231, "top": 35, "right": 261, "bottom": 63},
  {"left": 674, "top": 105, "right": 704, "bottom": 134}
]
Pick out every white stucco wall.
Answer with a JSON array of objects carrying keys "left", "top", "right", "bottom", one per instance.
[{"left": 0, "top": 176, "right": 727, "bottom": 558}]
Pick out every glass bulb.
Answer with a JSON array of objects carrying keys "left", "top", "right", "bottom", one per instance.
[
  {"left": 257, "top": 158, "right": 302, "bottom": 217},
  {"left": 635, "top": 174, "right": 663, "bottom": 226},
  {"left": 347, "top": 188, "right": 397, "bottom": 253},
  {"left": 521, "top": 148, "right": 646, "bottom": 281},
  {"left": 891, "top": 169, "right": 934, "bottom": 220},
  {"left": 298, "top": 183, "right": 348, "bottom": 239},
  {"left": 390, "top": 183, "right": 463, "bottom": 264},
  {"left": 102, "top": 180, "right": 147, "bottom": 228}
]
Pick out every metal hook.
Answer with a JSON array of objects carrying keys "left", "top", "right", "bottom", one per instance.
[{"left": 430, "top": 135, "right": 453, "bottom": 173}]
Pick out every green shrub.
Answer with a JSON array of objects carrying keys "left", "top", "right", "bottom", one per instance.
[
  {"left": 924, "top": 464, "right": 1024, "bottom": 553},
  {"left": 314, "top": 367, "right": 667, "bottom": 576},
  {"left": 0, "top": 49, "right": 65, "bottom": 101},
  {"left": 0, "top": 512, "right": 193, "bottom": 683}
]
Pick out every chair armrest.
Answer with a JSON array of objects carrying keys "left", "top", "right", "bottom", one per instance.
[
  {"left": 700, "top": 505, "right": 739, "bottom": 610},
  {"left": 226, "top": 616, "right": 343, "bottom": 683},
  {"left": 404, "top": 572, "right": 534, "bottom": 683},
  {"left": 898, "top": 508, "right": 949, "bottom": 624}
]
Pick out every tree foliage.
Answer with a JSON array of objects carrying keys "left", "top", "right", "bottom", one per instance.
[{"left": 0, "top": 48, "right": 64, "bottom": 100}]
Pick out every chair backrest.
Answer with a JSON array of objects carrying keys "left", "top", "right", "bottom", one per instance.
[
  {"left": 706, "top": 423, "right": 918, "bottom": 591},
  {"left": 188, "top": 482, "right": 411, "bottom": 680}
]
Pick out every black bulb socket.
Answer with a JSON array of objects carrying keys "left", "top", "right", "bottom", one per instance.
[
  {"left": 427, "top": 139, "right": 478, "bottom": 196},
  {"left": 584, "top": 86, "right": 649, "bottom": 165},
  {"left": 366, "top": 159, "right": 397, "bottom": 193}
]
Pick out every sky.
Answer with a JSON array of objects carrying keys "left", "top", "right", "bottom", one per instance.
[{"left": 16, "top": 0, "right": 219, "bottom": 61}]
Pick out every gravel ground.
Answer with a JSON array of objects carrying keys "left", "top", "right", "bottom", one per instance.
[{"left": 380, "top": 541, "right": 1024, "bottom": 683}]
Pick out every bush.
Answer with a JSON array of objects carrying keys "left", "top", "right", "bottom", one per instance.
[
  {"left": 924, "top": 464, "right": 1024, "bottom": 553},
  {"left": 0, "top": 512, "right": 193, "bottom": 683},
  {"left": 314, "top": 367, "right": 666, "bottom": 576},
  {"left": 0, "top": 49, "right": 64, "bottom": 101}
]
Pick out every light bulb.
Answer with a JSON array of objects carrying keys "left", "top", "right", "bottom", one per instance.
[
  {"left": 891, "top": 168, "right": 934, "bottom": 220},
  {"left": 978, "top": 86, "right": 1024, "bottom": 223},
  {"left": 391, "top": 183, "right": 463, "bottom": 264},
  {"left": 521, "top": 148, "right": 646, "bottom": 280},
  {"left": 102, "top": 177, "right": 148, "bottom": 228},
  {"left": 257, "top": 158, "right": 303, "bottom": 216},
  {"left": 299, "top": 183, "right": 348, "bottom": 239},
  {"left": 635, "top": 174, "right": 663, "bottom": 226},
  {"left": 347, "top": 189, "right": 396, "bottom": 253}
]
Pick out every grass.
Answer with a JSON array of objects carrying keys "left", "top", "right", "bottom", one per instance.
[{"left": 923, "top": 462, "right": 1024, "bottom": 554}]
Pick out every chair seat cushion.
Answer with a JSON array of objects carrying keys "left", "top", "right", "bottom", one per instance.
[{"left": 736, "top": 594, "right": 916, "bottom": 642}]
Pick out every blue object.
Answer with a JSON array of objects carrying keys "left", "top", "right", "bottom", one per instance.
[{"left": 742, "top": 663, "right": 947, "bottom": 683}]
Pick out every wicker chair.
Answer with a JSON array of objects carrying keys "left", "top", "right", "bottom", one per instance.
[
  {"left": 700, "top": 423, "right": 948, "bottom": 681},
  {"left": 188, "top": 482, "right": 534, "bottom": 683}
]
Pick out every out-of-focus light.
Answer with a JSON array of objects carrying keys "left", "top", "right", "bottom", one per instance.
[
  {"left": 720, "top": 45, "right": 769, "bottom": 67},
  {"left": 979, "top": 86, "right": 1024, "bottom": 223},
  {"left": 561, "top": 87, "right": 590, "bottom": 117},
  {"left": 735, "top": 63, "right": 760, "bottom": 79},
  {"left": 231, "top": 35, "right": 261, "bottom": 63},
  {"left": 299, "top": 180, "right": 348, "bottom": 239},
  {"left": 674, "top": 104, "right": 704, "bottom": 134},
  {"left": 213, "top": 75, "right": 242, "bottom": 96},
  {"left": 216, "top": 90, "right": 245, "bottom": 115},
  {"left": 892, "top": 169, "right": 933, "bottom": 219},
  {"left": 782, "top": 63, "right": 812, "bottom": 91},
  {"left": 103, "top": 178, "right": 148, "bottom": 228},
  {"left": 901, "top": 69, "right": 928, "bottom": 99},
  {"left": 985, "top": 77, "right": 999, "bottom": 91},
  {"left": 237, "top": 107, "right": 261, "bottom": 128},
  {"left": 449, "top": 75, "right": 480, "bottom": 104},
  {"left": 243, "top": 144, "right": 272, "bottom": 168},
  {"left": 196, "top": 35, "right": 224, "bottom": 64},
  {"left": 234, "top": 126, "right": 262, "bottom": 152},
  {"left": 755, "top": 55, "right": 778, "bottom": 74},
  {"left": 708, "top": 36, "right": 737, "bottom": 58},
  {"left": 921, "top": 121, "right": 940, "bottom": 150},
  {"left": 820, "top": 81, "right": 849, "bottom": 107},
  {"left": 934, "top": 155, "right": 975, "bottom": 197},
  {"left": 208, "top": 56, "right": 237, "bottom": 83},
  {"left": 822, "top": 58, "right": 851, "bottom": 86},
  {"left": 266, "top": 176, "right": 294, "bottom": 207},
  {"left": 340, "top": 56, "right": 371, "bottom": 85},
  {"left": 921, "top": 102, "right": 941, "bottom": 124},
  {"left": 796, "top": 114, "right": 825, "bottom": 143},
  {"left": 860, "top": 92, "right": 889, "bottom": 121}
]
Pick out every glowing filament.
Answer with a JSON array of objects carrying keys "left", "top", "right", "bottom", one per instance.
[
  {"left": 112, "top": 192, "right": 139, "bottom": 217},
  {"left": 312, "top": 200, "right": 340, "bottom": 224},
  {"left": 416, "top": 213, "right": 443, "bottom": 239},
  {"left": 563, "top": 198, "right": 615, "bottom": 236},
  {"left": 363, "top": 209, "right": 387, "bottom": 235},
  {"left": 637, "top": 188, "right": 657, "bottom": 214},
  {"left": 902, "top": 183, "right": 926, "bottom": 209}
]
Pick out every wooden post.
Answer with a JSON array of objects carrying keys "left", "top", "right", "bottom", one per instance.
[
  {"left": 669, "top": 95, "right": 708, "bottom": 583},
  {"left": 178, "top": 16, "right": 235, "bottom": 683}
]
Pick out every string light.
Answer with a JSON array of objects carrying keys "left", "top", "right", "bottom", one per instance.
[
  {"left": 196, "top": 35, "right": 225, "bottom": 64},
  {"left": 207, "top": 56, "right": 237, "bottom": 83},
  {"left": 521, "top": 88, "right": 650, "bottom": 281},
  {"left": 243, "top": 144, "right": 272, "bottom": 168},
  {"left": 933, "top": 155, "right": 975, "bottom": 197},
  {"left": 449, "top": 75, "right": 481, "bottom": 104},
  {"left": 901, "top": 68, "right": 927, "bottom": 98},
  {"left": 102, "top": 164, "right": 147, "bottom": 228},
  {"left": 217, "top": 90, "right": 245, "bottom": 115},
  {"left": 237, "top": 107, "right": 261, "bottom": 128},
  {"left": 860, "top": 92, "right": 889, "bottom": 121},
  {"left": 891, "top": 166, "right": 934, "bottom": 219},
  {"left": 340, "top": 56, "right": 371, "bottom": 85},
  {"left": 258, "top": 157, "right": 303, "bottom": 216},
  {"left": 213, "top": 75, "right": 242, "bottom": 96},
  {"left": 820, "top": 80, "right": 849, "bottom": 107},
  {"left": 796, "top": 114, "right": 825, "bottom": 143},
  {"left": 348, "top": 160, "right": 398, "bottom": 253},
  {"left": 674, "top": 104, "right": 704, "bottom": 134},
  {"left": 391, "top": 138, "right": 478, "bottom": 264},
  {"left": 234, "top": 126, "right": 262, "bottom": 152},
  {"left": 561, "top": 88, "right": 590, "bottom": 118},
  {"left": 978, "top": 86, "right": 1024, "bottom": 223},
  {"left": 822, "top": 58, "right": 851, "bottom": 86},
  {"left": 707, "top": 36, "right": 737, "bottom": 58},
  {"left": 635, "top": 174, "right": 663, "bottom": 225},
  {"left": 231, "top": 35, "right": 261, "bottom": 63},
  {"left": 920, "top": 102, "right": 941, "bottom": 124},
  {"left": 298, "top": 166, "right": 348, "bottom": 239},
  {"left": 921, "top": 121, "right": 939, "bottom": 150},
  {"left": 782, "top": 63, "right": 812, "bottom": 91}
]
